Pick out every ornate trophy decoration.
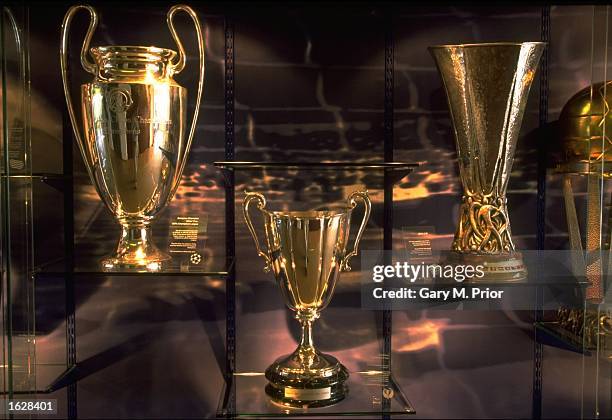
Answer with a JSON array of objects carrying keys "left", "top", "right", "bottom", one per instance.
[
  {"left": 243, "top": 191, "right": 371, "bottom": 408},
  {"left": 555, "top": 82, "right": 612, "bottom": 349},
  {"left": 429, "top": 42, "right": 545, "bottom": 281},
  {"left": 60, "top": 5, "right": 204, "bottom": 271}
]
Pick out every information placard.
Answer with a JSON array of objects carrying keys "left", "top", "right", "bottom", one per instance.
[{"left": 168, "top": 214, "right": 208, "bottom": 270}]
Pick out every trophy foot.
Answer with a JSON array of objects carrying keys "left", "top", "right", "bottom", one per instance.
[
  {"left": 264, "top": 350, "right": 349, "bottom": 408},
  {"left": 102, "top": 224, "right": 171, "bottom": 272},
  {"left": 447, "top": 251, "right": 527, "bottom": 282}
]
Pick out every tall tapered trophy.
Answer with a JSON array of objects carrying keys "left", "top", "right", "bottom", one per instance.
[
  {"left": 429, "top": 42, "right": 545, "bottom": 281},
  {"left": 60, "top": 5, "right": 204, "bottom": 271},
  {"left": 243, "top": 191, "right": 371, "bottom": 407}
]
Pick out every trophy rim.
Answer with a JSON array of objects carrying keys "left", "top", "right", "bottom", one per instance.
[
  {"left": 428, "top": 41, "right": 546, "bottom": 50},
  {"left": 91, "top": 45, "right": 178, "bottom": 59},
  {"left": 264, "top": 208, "right": 354, "bottom": 219}
]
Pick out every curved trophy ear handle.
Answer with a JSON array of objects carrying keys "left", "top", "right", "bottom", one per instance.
[
  {"left": 243, "top": 192, "right": 273, "bottom": 273},
  {"left": 167, "top": 4, "right": 205, "bottom": 180},
  {"left": 61, "top": 5, "right": 97, "bottom": 76},
  {"left": 60, "top": 5, "right": 98, "bottom": 174},
  {"left": 341, "top": 190, "right": 372, "bottom": 272}
]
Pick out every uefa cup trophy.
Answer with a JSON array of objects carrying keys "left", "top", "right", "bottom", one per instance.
[
  {"left": 243, "top": 191, "right": 371, "bottom": 408},
  {"left": 429, "top": 42, "right": 544, "bottom": 281},
  {"left": 60, "top": 4, "right": 204, "bottom": 271}
]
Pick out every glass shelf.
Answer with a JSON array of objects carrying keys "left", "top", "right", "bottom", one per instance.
[
  {"left": 218, "top": 372, "right": 415, "bottom": 418},
  {"left": 214, "top": 161, "right": 419, "bottom": 171},
  {"left": 33, "top": 270, "right": 229, "bottom": 279},
  {"left": 32, "top": 259, "right": 233, "bottom": 279},
  {"left": 214, "top": 161, "right": 418, "bottom": 184},
  {"left": 535, "top": 322, "right": 589, "bottom": 354},
  {"left": 0, "top": 173, "right": 69, "bottom": 179}
]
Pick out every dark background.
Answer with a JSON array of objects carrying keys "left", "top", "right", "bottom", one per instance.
[{"left": 2, "top": 1, "right": 607, "bottom": 418}]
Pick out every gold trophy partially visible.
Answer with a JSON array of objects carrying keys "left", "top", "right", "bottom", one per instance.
[
  {"left": 243, "top": 191, "right": 371, "bottom": 408},
  {"left": 60, "top": 4, "right": 204, "bottom": 271},
  {"left": 429, "top": 42, "right": 545, "bottom": 281},
  {"left": 553, "top": 81, "right": 612, "bottom": 349}
]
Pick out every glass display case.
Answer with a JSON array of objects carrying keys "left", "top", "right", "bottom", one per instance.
[
  {"left": 1, "top": 3, "right": 40, "bottom": 398},
  {"left": 0, "top": 2, "right": 610, "bottom": 419}
]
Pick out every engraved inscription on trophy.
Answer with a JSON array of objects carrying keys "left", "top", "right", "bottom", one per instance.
[
  {"left": 93, "top": 117, "right": 174, "bottom": 136},
  {"left": 284, "top": 387, "right": 332, "bottom": 401},
  {"left": 108, "top": 87, "right": 133, "bottom": 112}
]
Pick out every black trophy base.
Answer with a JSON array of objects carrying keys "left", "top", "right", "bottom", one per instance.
[{"left": 264, "top": 352, "right": 349, "bottom": 408}]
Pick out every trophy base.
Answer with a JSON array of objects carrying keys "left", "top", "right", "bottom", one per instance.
[
  {"left": 447, "top": 251, "right": 527, "bottom": 282},
  {"left": 101, "top": 250, "right": 171, "bottom": 272},
  {"left": 264, "top": 351, "right": 349, "bottom": 408},
  {"left": 102, "top": 225, "right": 171, "bottom": 272}
]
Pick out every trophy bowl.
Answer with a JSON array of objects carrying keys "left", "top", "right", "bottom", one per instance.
[
  {"left": 60, "top": 4, "right": 204, "bottom": 272},
  {"left": 243, "top": 191, "right": 371, "bottom": 408}
]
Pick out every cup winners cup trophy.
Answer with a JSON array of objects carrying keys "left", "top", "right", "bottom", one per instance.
[
  {"left": 243, "top": 191, "right": 371, "bottom": 407},
  {"left": 429, "top": 42, "right": 545, "bottom": 281},
  {"left": 60, "top": 4, "right": 204, "bottom": 271}
]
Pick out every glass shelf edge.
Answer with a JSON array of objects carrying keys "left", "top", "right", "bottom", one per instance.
[
  {"left": 213, "top": 161, "right": 420, "bottom": 170},
  {"left": 32, "top": 270, "right": 229, "bottom": 278}
]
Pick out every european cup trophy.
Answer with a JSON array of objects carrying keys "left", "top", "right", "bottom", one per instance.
[
  {"left": 429, "top": 42, "right": 545, "bottom": 281},
  {"left": 60, "top": 5, "right": 204, "bottom": 271},
  {"left": 243, "top": 191, "right": 371, "bottom": 408}
]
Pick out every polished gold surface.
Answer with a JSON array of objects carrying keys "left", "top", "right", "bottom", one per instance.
[
  {"left": 60, "top": 4, "right": 205, "bottom": 271},
  {"left": 429, "top": 42, "right": 544, "bottom": 280},
  {"left": 558, "top": 81, "right": 612, "bottom": 175},
  {"left": 243, "top": 191, "right": 371, "bottom": 407}
]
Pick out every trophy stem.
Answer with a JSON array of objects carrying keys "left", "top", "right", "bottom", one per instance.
[
  {"left": 453, "top": 193, "right": 513, "bottom": 253},
  {"left": 296, "top": 310, "right": 318, "bottom": 368},
  {"left": 102, "top": 221, "right": 170, "bottom": 272}
]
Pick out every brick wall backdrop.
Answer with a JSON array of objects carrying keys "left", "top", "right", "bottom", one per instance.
[{"left": 13, "top": 2, "right": 604, "bottom": 418}]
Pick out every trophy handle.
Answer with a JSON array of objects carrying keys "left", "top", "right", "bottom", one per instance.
[
  {"left": 60, "top": 5, "right": 98, "bottom": 173},
  {"left": 243, "top": 192, "right": 273, "bottom": 273},
  {"left": 167, "top": 5, "right": 205, "bottom": 180},
  {"left": 341, "top": 190, "right": 371, "bottom": 272}
]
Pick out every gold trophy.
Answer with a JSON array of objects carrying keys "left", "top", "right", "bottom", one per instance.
[
  {"left": 429, "top": 42, "right": 544, "bottom": 281},
  {"left": 554, "top": 82, "right": 612, "bottom": 348},
  {"left": 60, "top": 4, "right": 204, "bottom": 271},
  {"left": 243, "top": 191, "right": 371, "bottom": 408}
]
